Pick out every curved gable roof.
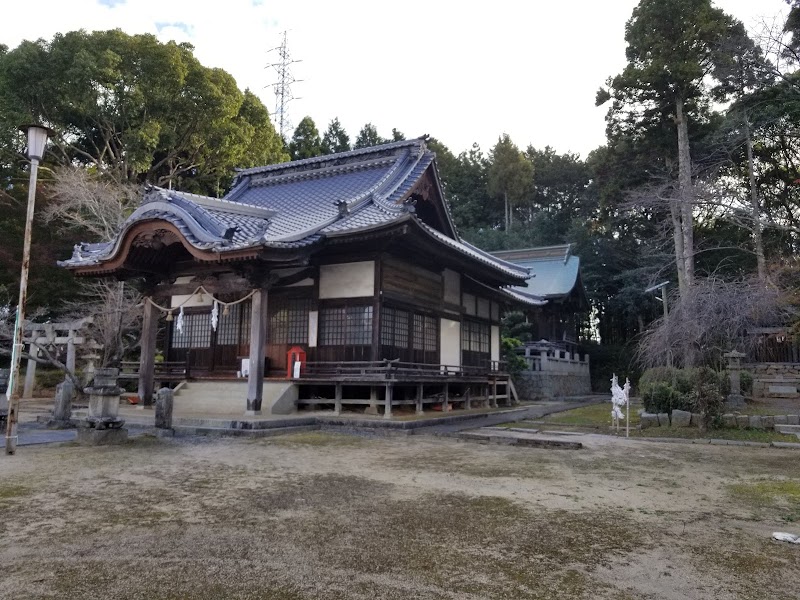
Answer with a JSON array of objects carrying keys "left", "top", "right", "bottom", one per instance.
[{"left": 61, "top": 139, "right": 528, "bottom": 283}]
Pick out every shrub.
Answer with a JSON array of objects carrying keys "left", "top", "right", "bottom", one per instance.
[
  {"left": 740, "top": 370, "right": 753, "bottom": 396},
  {"left": 688, "top": 367, "right": 725, "bottom": 432},
  {"left": 639, "top": 366, "right": 728, "bottom": 419},
  {"left": 502, "top": 337, "right": 528, "bottom": 376}
]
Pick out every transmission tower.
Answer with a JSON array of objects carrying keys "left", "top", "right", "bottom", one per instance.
[{"left": 266, "top": 31, "right": 302, "bottom": 141}]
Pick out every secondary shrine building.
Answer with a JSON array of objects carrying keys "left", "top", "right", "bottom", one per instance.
[{"left": 61, "top": 139, "right": 544, "bottom": 416}]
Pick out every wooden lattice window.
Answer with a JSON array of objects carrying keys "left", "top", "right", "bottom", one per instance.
[
  {"left": 413, "top": 314, "right": 437, "bottom": 352},
  {"left": 216, "top": 302, "right": 242, "bottom": 345},
  {"left": 171, "top": 312, "right": 212, "bottom": 349},
  {"left": 462, "top": 319, "right": 490, "bottom": 367},
  {"left": 381, "top": 307, "right": 409, "bottom": 348},
  {"left": 320, "top": 306, "right": 373, "bottom": 346},
  {"left": 270, "top": 298, "right": 312, "bottom": 345}
]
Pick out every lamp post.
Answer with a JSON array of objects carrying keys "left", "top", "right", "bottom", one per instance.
[{"left": 4, "top": 124, "right": 52, "bottom": 455}]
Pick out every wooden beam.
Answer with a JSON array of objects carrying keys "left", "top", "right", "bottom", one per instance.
[
  {"left": 137, "top": 299, "right": 159, "bottom": 407},
  {"left": 246, "top": 288, "right": 268, "bottom": 415}
]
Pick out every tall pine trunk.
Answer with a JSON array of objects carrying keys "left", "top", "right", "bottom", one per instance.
[
  {"left": 670, "top": 199, "right": 686, "bottom": 297},
  {"left": 744, "top": 115, "right": 766, "bottom": 283},
  {"left": 504, "top": 190, "right": 509, "bottom": 231},
  {"left": 675, "top": 97, "right": 694, "bottom": 290}
]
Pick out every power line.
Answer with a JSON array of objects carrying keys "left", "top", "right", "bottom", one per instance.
[{"left": 265, "top": 31, "right": 302, "bottom": 142}]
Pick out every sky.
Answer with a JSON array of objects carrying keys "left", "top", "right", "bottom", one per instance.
[{"left": 0, "top": 0, "right": 790, "bottom": 159}]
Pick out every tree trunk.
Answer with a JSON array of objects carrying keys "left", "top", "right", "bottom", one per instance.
[
  {"left": 744, "top": 115, "right": 766, "bottom": 283},
  {"left": 504, "top": 190, "right": 509, "bottom": 231},
  {"left": 675, "top": 97, "right": 694, "bottom": 289},
  {"left": 670, "top": 199, "right": 686, "bottom": 297}
]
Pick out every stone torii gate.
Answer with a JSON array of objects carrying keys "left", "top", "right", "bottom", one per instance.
[{"left": 19, "top": 318, "right": 94, "bottom": 398}]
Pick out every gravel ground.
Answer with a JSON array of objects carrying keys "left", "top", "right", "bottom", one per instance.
[{"left": 1, "top": 431, "right": 799, "bottom": 599}]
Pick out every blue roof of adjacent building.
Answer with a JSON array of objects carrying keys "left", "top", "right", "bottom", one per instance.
[
  {"left": 60, "top": 138, "right": 529, "bottom": 283},
  {"left": 491, "top": 245, "right": 585, "bottom": 305}
]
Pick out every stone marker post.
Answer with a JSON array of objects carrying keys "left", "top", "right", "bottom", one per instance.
[
  {"left": 155, "top": 387, "right": 174, "bottom": 434},
  {"left": 49, "top": 380, "right": 74, "bottom": 429},
  {"left": 77, "top": 367, "right": 128, "bottom": 445},
  {"left": 723, "top": 350, "right": 746, "bottom": 409}
]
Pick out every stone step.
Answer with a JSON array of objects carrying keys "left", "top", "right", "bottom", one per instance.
[
  {"left": 775, "top": 424, "right": 800, "bottom": 435},
  {"left": 172, "top": 424, "right": 317, "bottom": 438}
]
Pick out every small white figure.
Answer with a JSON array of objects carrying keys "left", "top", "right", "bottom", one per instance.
[{"left": 611, "top": 374, "right": 631, "bottom": 437}]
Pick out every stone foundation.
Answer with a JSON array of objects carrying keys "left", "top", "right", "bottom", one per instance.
[{"left": 515, "top": 372, "right": 591, "bottom": 400}]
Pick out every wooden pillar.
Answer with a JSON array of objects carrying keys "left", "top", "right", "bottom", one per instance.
[
  {"left": 22, "top": 344, "right": 37, "bottom": 399},
  {"left": 384, "top": 383, "right": 393, "bottom": 419},
  {"left": 371, "top": 258, "right": 382, "bottom": 362},
  {"left": 491, "top": 378, "right": 498, "bottom": 408},
  {"left": 246, "top": 288, "right": 268, "bottom": 415},
  {"left": 416, "top": 383, "right": 424, "bottom": 415},
  {"left": 442, "top": 382, "right": 450, "bottom": 413},
  {"left": 138, "top": 299, "right": 159, "bottom": 408},
  {"left": 334, "top": 383, "right": 342, "bottom": 416},
  {"left": 464, "top": 386, "right": 471, "bottom": 410}
]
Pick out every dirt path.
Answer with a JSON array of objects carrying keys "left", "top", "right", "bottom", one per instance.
[{"left": 1, "top": 432, "right": 798, "bottom": 599}]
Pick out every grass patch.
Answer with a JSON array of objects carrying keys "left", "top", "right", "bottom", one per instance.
[
  {"left": 729, "top": 479, "right": 800, "bottom": 522},
  {"left": 382, "top": 445, "right": 559, "bottom": 479},
  {"left": 541, "top": 402, "right": 641, "bottom": 427},
  {"left": 631, "top": 427, "right": 798, "bottom": 443},
  {"left": 729, "top": 480, "right": 800, "bottom": 504},
  {"left": 0, "top": 484, "right": 29, "bottom": 502}
]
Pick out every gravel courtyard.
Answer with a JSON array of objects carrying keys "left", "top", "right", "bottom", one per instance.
[{"left": 1, "top": 431, "right": 799, "bottom": 599}]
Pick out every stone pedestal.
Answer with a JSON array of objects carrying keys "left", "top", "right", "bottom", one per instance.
[
  {"left": 78, "top": 367, "right": 127, "bottom": 445},
  {"left": 724, "top": 394, "right": 745, "bottom": 410},
  {"left": 48, "top": 380, "right": 74, "bottom": 429}
]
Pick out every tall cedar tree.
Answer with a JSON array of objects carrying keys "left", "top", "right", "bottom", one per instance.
[
  {"left": 289, "top": 116, "right": 323, "bottom": 160},
  {"left": 599, "top": 0, "right": 740, "bottom": 297},
  {"left": 320, "top": 118, "right": 350, "bottom": 154},
  {"left": 354, "top": 123, "right": 385, "bottom": 148}
]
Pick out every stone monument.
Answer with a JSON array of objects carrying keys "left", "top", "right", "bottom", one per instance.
[
  {"left": 154, "top": 387, "right": 174, "bottom": 437},
  {"left": 48, "top": 379, "right": 74, "bottom": 429},
  {"left": 77, "top": 367, "right": 128, "bottom": 445}
]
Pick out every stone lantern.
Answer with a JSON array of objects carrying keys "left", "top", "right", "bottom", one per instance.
[{"left": 77, "top": 367, "right": 128, "bottom": 445}]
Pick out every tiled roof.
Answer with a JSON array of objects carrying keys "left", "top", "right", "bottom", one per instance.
[
  {"left": 492, "top": 245, "right": 582, "bottom": 301},
  {"left": 60, "top": 139, "right": 527, "bottom": 282}
]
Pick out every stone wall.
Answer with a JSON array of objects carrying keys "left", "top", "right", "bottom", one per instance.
[
  {"left": 515, "top": 372, "right": 592, "bottom": 400},
  {"left": 748, "top": 362, "right": 800, "bottom": 399}
]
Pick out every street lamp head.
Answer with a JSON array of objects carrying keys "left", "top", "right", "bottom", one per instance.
[{"left": 19, "top": 124, "right": 54, "bottom": 162}]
